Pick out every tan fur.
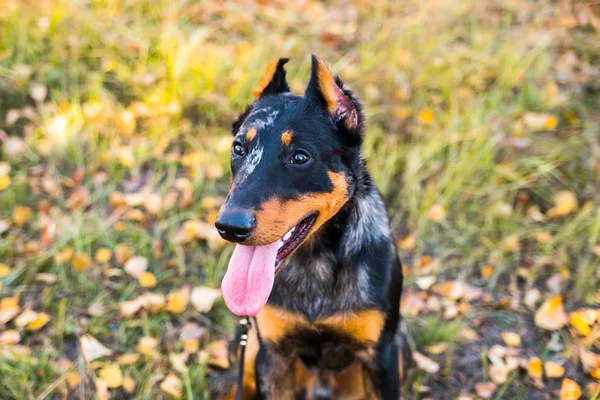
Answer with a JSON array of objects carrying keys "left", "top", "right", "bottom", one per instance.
[
  {"left": 252, "top": 58, "right": 280, "bottom": 99},
  {"left": 316, "top": 310, "right": 386, "bottom": 344},
  {"left": 244, "top": 171, "right": 349, "bottom": 247},
  {"left": 281, "top": 130, "right": 293, "bottom": 146},
  {"left": 315, "top": 56, "right": 339, "bottom": 114},
  {"left": 245, "top": 128, "right": 257, "bottom": 141}
]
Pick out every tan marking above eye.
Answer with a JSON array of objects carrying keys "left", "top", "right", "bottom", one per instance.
[
  {"left": 281, "top": 131, "right": 293, "bottom": 146},
  {"left": 243, "top": 171, "right": 350, "bottom": 247},
  {"left": 245, "top": 128, "right": 257, "bottom": 141}
]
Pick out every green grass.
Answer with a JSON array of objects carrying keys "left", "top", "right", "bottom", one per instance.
[{"left": 1, "top": 0, "right": 599, "bottom": 398}]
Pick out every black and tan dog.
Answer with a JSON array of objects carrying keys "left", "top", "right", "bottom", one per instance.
[{"left": 215, "top": 55, "right": 403, "bottom": 399}]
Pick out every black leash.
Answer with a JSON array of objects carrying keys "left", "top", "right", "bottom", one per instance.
[{"left": 236, "top": 317, "right": 250, "bottom": 400}]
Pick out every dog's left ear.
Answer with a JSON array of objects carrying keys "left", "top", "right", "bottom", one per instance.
[
  {"left": 304, "top": 54, "right": 361, "bottom": 136},
  {"left": 252, "top": 57, "right": 291, "bottom": 99}
]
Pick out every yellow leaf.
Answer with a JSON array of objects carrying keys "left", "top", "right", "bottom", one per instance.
[
  {"left": 0, "top": 329, "right": 21, "bottom": 345},
  {"left": 427, "top": 204, "right": 446, "bottom": 222},
  {"left": 167, "top": 286, "right": 190, "bottom": 314},
  {"left": 160, "top": 373, "right": 182, "bottom": 399},
  {"left": 0, "top": 263, "right": 12, "bottom": 278},
  {"left": 116, "top": 109, "right": 136, "bottom": 135},
  {"left": 136, "top": 336, "right": 159, "bottom": 356},
  {"left": 481, "top": 264, "right": 494, "bottom": 280},
  {"left": 0, "top": 175, "right": 11, "bottom": 190},
  {"left": 95, "top": 248, "right": 112, "bottom": 264},
  {"left": 118, "top": 147, "right": 135, "bottom": 168},
  {"left": 117, "top": 353, "right": 140, "bottom": 365},
  {"left": 183, "top": 339, "right": 199, "bottom": 353},
  {"left": 534, "top": 295, "right": 568, "bottom": 330},
  {"left": 55, "top": 248, "right": 73, "bottom": 263},
  {"left": 559, "top": 378, "right": 582, "bottom": 400},
  {"left": 501, "top": 332, "right": 521, "bottom": 347},
  {"left": 418, "top": 108, "right": 435, "bottom": 124},
  {"left": 114, "top": 245, "right": 133, "bottom": 265},
  {"left": 591, "top": 368, "right": 600, "bottom": 380},
  {"left": 544, "top": 361, "right": 565, "bottom": 378},
  {"left": 72, "top": 252, "right": 92, "bottom": 271},
  {"left": 123, "top": 376, "right": 135, "bottom": 393},
  {"left": 138, "top": 272, "right": 157, "bottom": 288},
  {"left": 98, "top": 364, "right": 123, "bottom": 389},
  {"left": 13, "top": 205, "right": 33, "bottom": 226},
  {"left": 544, "top": 115, "right": 559, "bottom": 130},
  {"left": 527, "top": 357, "right": 543, "bottom": 382},
  {"left": 67, "top": 372, "right": 81, "bottom": 388},
  {"left": 28, "top": 312, "right": 51, "bottom": 330},
  {"left": 547, "top": 191, "right": 578, "bottom": 218},
  {"left": 570, "top": 311, "right": 592, "bottom": 336}
]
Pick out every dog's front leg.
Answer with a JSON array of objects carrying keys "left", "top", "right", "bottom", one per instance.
[
  {"left": 255, "top": 344, "right": 297, "bottom": 399},
  {"left": 373, "top": 341, "right": 400, "bottom": 400}
]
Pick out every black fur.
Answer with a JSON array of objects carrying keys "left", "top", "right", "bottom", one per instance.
[{"left": 220, "top": 56, "right": 403, "bottom": 399}]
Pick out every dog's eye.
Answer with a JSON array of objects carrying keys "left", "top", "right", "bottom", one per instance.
[
  {"left": 232, "top": 143, "right": 245, "bottom": 156},
  {"left": 291, "top": 151, "right": 310, "bottom": 164}
]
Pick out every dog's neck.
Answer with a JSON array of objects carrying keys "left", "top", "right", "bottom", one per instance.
[{"left": 270, "top": 166, "right": 394, "bottom": 319}]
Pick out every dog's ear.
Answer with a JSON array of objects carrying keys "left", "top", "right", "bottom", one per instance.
[
  {"left": 304, "top": 54, "right": 361, "bottom": 136},
  {"left": 252, "top": 57, "right": 291, "bottom": 99}
]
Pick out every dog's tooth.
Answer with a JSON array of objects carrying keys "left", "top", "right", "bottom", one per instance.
[{"left": 283, "top": 231, "right": 292, "bottom": 241}]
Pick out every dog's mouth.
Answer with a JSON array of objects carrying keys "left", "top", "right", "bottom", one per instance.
[
  {"left": 221, "top": 211, "right": 318, "bottom": 317},
  {"left": 275, "top": 212, "right": 318, "bottom": 272}
]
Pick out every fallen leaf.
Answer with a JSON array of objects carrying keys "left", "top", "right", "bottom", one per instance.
[
  {"left": 114, "top": 245, "right": 133, "bottom": 264},
  {"left": 424, "top": 343, "right": 447, "bottom": 355},
  {"left": 136, "top": 336, "right": 159, "bottom": 356},
  {"left": 170, "top": 352, "right": 189, "bottom": 373},
  {"left": 13, "top": 205, "right": 33, "bottom": 226},
  {"left": 72, "top": 252, "right": 92, "bottom": 271},
  {"left": 123, "top": 376, "right": 136, "bottom": 393},
  {"left": 570, "top": 311, "right": 592, "bottom": 336},
  {"left": 547, "top": 191, "right": 578, "bottom": 218},
  {"left": 560, "top": 378, "right": 582, "bottom": 400},
  {"left": 534, "top": 295, "right": 568, "bottom": 330},
  {"left": 124, "top": 256, "right": 148, "bottom": 278},
  {"left": 117, "top": 353, "right": 140, "bottom": 365},
  {"left": 28, "top": 312, "right": 51, "bottom": 330},
  {"left": 0, "top": 175, "right": 10, "bottom": 190},
  {"left": 67, "top": 372, "right": 81, "bottom": 388},
  {"left": 0, "top": 329, "right": 21, "bottom": 345},
  {"left": 138, "top": 272, "right": 157, "bottom": 288},
  {"left": 98, "top": 364, "right": 123, "bottom": 389},
  {"left": 160, "top": 373, "right": 182, "bottom": 399},
  {"left": 15, "top": 309, "right": 38, "bottom": 328},
  {"left": 95, "top": 248, "right": 112, "bottom": 264},
  {"left": 55, "top": 248, "right": 73, "bottom": 263},
  {"left": 80, "top": 335, "right": 112, "bottom": 362},
  {"left": 527, "top": 357, "right": 543, "bottom": 383},
  {"left": 418, "top": 108, "right": 435, "bottom": 124},
  {"left": 190, "top": 286, "right": 221, "bottom": 312},
  {"left": 208, "top": 339, "right": 231, "bottom": 369},
  {"left": 544, "top": 361, "right": 565, "bottom": 378},
  {"left": 167, "top": 286, "right": 190, "bottom": 314},
  {"left": 489, "top": 363, "right": 509, "bottom": 384},
  {"left": 413, "top": 351, "right": 440, "bottom": 373},
  {"left": 474, "top": 382, "right": 497, "bottom": 399},
  {"left": 427, "top": 204, "right": 446, "bottom": 222},
  {"left": 0, "top": 297, "right": 20, "bottom": 324},
  {"left": 501, "top": 332, "right": 521, "bottom": 347}
]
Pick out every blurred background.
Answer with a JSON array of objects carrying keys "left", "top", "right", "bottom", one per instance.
[{"left": 1, "top": 0, "right": 599, "bottom": 399}]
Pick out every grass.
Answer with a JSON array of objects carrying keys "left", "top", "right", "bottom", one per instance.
[{"left": 1, "top": 0, "right": 599, "bottom": 398}]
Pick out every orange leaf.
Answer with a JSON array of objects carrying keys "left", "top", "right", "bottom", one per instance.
[
  {"left": 534, "top": 295, "right": 568, "bottom": 330},
  {"left": 559, "top": 378, "right": 582, "bottom": 400},
  {"left": 98, "top": 364, "right": 123, "bottom": 389}
]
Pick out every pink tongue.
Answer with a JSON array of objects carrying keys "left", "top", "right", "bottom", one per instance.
[{"left": 221, "top": 240, "right": 281, "bottom": 316}]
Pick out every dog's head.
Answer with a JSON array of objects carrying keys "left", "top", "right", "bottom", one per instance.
[{"left": 216, "top": 55, "right": 365, "bottom": 316}]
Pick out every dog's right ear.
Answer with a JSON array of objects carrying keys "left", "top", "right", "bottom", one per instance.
[{"left": 252, "top": 57, "right": 291, "bottom": 99}]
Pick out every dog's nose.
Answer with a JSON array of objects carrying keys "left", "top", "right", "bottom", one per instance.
[{"left": 215, "top": 210, "right": 255, "bottom": 243}]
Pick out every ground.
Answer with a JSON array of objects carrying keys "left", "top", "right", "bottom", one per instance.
[{"left": 0, "top": 0, "right": 600, "bottom": 399}]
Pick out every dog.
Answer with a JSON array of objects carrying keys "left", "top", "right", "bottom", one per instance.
[{"left": 215, "top": 55, "right": 404, "bottom": 399}]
